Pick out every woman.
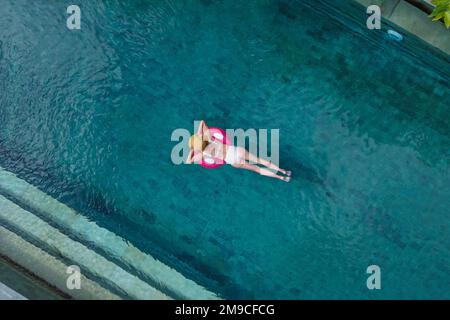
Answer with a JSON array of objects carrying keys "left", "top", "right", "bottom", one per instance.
[{"left": 186, "top": 120, "right": 291, "bottom": 182}]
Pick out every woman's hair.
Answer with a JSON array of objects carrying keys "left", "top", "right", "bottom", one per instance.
[{"left": 189, "top": 134, "right": 208, "bottom": 151}]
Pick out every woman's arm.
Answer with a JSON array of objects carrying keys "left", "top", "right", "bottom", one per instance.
[{"left": 197, "top": 120, "right": 211, "bottom": 141}]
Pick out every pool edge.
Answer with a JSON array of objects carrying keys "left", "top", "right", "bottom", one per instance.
[{"left": 352, "top": 0, "right": 450, "bottom": 56}]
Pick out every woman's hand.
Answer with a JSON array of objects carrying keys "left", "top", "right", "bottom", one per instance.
[
  {"left": 186, "top": 149, "right": 203, "bottom": 164},
  {"left": 186, "top": 149, "right": 194, "bottom": 164}
]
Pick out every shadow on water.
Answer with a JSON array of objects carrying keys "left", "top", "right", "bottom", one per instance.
[
  {"left": 280, "top": 151, "right": 339, "bottom": 203},
  {"left": 280, "top": 151, "right": 322, "bottom": 185},
  {"left": 281, "top": 149, "right": 407, "bottom": 248},
  {"left": 360, "top": 201, "right": 407, "bottom": 249},
  {"left": 276, "top": 0, "right": 298, "bottom": 21}
]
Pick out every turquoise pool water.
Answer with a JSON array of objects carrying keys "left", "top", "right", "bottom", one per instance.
[{"left": 0, "top": 0, "right": 449, "bottom": 299}]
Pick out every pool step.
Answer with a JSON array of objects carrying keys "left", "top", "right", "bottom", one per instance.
[
  {"left": 0, "top": 195, "right": 169, "bottom": 299},
  {"left": 0, "top": 281, "right": 27, "bottom": 300},
  {"left": 0, "top": 223, "right": 120, "bottom": 300},
  {"left": 0, "top": 166, "right": 219, "bottom": 300}
]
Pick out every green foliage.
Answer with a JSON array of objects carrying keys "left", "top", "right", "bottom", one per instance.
[{"left": 430, "top": 0, "right": 450, "bottom": 28}]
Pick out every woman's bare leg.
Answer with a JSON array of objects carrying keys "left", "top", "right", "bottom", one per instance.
[
  {"left": 232, "top": 163, "right": 290, "bottom": 182},
  {"left": 243, "top": 149, "right": 291, "bottom": 176}
]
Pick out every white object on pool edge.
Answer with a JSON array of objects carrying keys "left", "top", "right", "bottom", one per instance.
[{"left": 387, "top": 29, "right": 403, "bottom": 41}]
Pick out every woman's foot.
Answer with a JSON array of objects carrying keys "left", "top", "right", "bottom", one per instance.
[
  {"left": 279, "top": 169, "right": 291, "bottom": 176},
  {"left": 282, "top": 176, "right": 291, "bottom": 182}
]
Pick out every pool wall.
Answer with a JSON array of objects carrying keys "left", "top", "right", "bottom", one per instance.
[
  {"left": 353, "top": 0, "right": 450, "bottom": 55},
  {"left": 0, "top": 166, "right": 218, "bottom": 300}
]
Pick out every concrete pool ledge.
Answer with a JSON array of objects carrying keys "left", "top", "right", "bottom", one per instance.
[
  {"left": 0, "top": 166, "right": 219, "bottom": 300},
  {"left": 353, "top": 0, "right": 450, "bottom": 55}
]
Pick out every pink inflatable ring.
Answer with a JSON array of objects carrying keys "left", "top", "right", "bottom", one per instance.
[{"left": 199, "top": 127, "right": 231, "bottom": 169}]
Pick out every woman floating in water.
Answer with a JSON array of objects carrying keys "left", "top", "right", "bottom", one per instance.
[{"left": 186, "top": 120, "right": 291, "bottom": 182}]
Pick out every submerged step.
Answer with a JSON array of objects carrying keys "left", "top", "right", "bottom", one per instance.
[
  {"left": 0, "top": 195, "right": 169, "bottom": 300},
  {"left": 0, "top": 166, "right": 218, "bottom": 300},
  {"left": 0, "top": 281, "right": 27, "bottom": 300},
  {"left": 0, "top": 224, "right": 120, "bottom": 300}
]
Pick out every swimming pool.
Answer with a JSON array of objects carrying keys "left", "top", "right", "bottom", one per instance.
[{"left": 0, "top": 0, "right": 449, "bottom": 299}]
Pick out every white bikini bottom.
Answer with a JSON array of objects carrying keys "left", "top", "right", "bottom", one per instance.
[{"left": 224, "top": 146, "right": 243, "bottom": 165}]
